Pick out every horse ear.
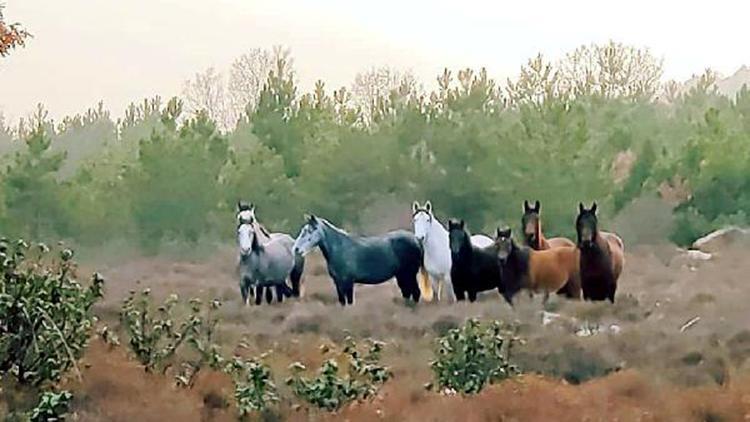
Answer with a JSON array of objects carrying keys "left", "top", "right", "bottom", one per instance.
[
  {"left": 412, "top": 201, "right": 419, "bottom": 213},
  {"left": 425, "top": 201, "right": 432, "bottom": 213},
  {"left": 523, "top": 200, "right": 530, "bottom": 212},
  {"left": 496, "top": 227, "right": 504, "bottom": 238},
  {"left": 579, "top": 202, "right": 585, "bottom": 214},
  {"left": 237, "top": 201, "right": 244, "bottom": 211},
  {"left": 591, "top": 202, "right": 598, "bottom": 214},
  {"left": 534, "top": 200, "right": 540, "bottom": 212},
  {"left": 458, "top": 219, "right": 465, "bottom": 229},
  {"left": 249, "top": 203, "right": 255, "bottom": 212}
]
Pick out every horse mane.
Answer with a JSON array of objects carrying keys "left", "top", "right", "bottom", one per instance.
[
  {"left": 452, "top": 226, "right": 474, "bottom": 261},
  {"left": 534, "top": 217, "right": 544, "bottom": 249},
  {"left": 255, "top": 221, "right": 269, "bottom": 236},
  {"left": 250, "top": 227, "right": 262, "bottom": 252},
  {"left": 320, "top": 218, "right": 349, "bottom": 235}
]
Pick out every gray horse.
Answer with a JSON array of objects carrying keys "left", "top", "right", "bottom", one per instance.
[
  {"left": 236, "top": 202, "right": 304, "bottom": 304},
  {"left": 292, "top": 214, "right": 421, "bottom": 306}
]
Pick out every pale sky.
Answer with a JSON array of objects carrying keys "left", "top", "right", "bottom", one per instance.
[{"left": 1, "top": 0, "right": 748, "bottom": 122}]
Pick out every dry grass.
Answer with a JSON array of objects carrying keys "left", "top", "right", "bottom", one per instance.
[{"left": 7, "top": 243, "right": 750, "bottom": 421}]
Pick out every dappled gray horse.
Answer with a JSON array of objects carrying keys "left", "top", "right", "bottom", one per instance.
[
  {"left": 237, "top": 223, "right": 295, "bottom": 304},
  {"left": 292, "top": 214, "right": 422, "bottom": 306},
  {"left": 236, "top": 202, "right": 304, "bottom": 304}
]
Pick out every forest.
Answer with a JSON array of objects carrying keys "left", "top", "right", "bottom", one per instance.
[{"left": 1, "top": 42, "right": 749, "bottom": 253}]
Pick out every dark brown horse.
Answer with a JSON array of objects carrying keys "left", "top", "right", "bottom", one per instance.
[
  {"left": 522, "top": 200, "right": 576, "bottom": 250},
  {"left": 575, "top": 202, "right": 625, "bottom": 303},
  {"left": 494, "top": 227, "right": 580, "bottom": 304},
  {"left": 521, "top": 200, "right": 580, "bottom": 298}
]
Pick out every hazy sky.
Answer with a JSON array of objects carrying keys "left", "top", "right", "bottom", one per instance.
[{"left": 1, "top": 0, "right": 748, "bottom": 122}]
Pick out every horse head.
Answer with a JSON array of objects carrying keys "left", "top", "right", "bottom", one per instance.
[
  {"left": 237, "top": 221, "right": 256, "bottom": 255},
  {"left": 576, "top": 202, "right": 599, "bottom": 249},
  {"left": 293, "top": 214, "right": 324, "bottom": 256},
  {"left": 236, "top": 201, "right": 256, "bottom": 225},
  {"left": 521, "top": 200, "right": 541, "bottom": 248},
  {"left": 412, "top": 201, "right": 434, "bottom": 243},
  {"left": 494, "top": 227, "right": 514, "bottom": 264},
  {"left": 447, "top": 218, "right": 468, "bottom": 256}
]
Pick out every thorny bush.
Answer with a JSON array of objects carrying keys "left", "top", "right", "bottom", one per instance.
[
  {"left": 430, "top": 318, "right": 521, "bottom": 394},
  {"left": 119, "top": 290, "right": 224, "bottom": 385},
  {"left": 0, "top": 238, "right": 104, "bottom": 386},
  {"left": 286, "top": 337, "right": 392, "bottom": 411},
  {"left": 225, "top": 354, "right": 280, "bottom": 417}
]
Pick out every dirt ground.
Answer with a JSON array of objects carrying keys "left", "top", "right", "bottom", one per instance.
[{"left": 10, "top": 243, "right": 750, "bottom": 421}]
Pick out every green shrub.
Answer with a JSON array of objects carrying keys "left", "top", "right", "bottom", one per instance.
[
  {"left": 0, "top": 238, "right": 104, "bottom": 386},
  {"left": 430, "top": 318, "right": 520, "bottom": 395},
  {"left": 286, "top": 337, "right": 391, "bottom": 411},
  {"left": 119, "top": 290, "right": 224, "bottom": 382},
  {"left": 28, "top": 390, "right": 72, "bottom": 422},
  {"left": 225, "top": 355, "right": 280, "bottom": 417}
]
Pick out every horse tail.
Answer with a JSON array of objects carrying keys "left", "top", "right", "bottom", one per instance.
[
  {"left": 418, "top": 266, "right": 434, "bottom": 302},
  {"left": 290, "top": 253, "right": 305, "bottom": 297}
]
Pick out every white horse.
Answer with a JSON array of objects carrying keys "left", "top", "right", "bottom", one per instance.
[{"left": 412, "top": 201, "right": 494, "bottom": 302}]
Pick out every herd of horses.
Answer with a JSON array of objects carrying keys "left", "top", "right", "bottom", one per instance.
[{"left": 235, "top": 200, "right": 625, "bottom": 307}]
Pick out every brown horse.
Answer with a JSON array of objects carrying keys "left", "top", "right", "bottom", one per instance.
[
  {"left": 575, "top": 202, "right": 625, "bottom": 303},
  {"left": 521, "top": 200, "right": 580, "bottom": 298},
  {"left": 494, "top": 228, "right": 581, "bottom": 304}
]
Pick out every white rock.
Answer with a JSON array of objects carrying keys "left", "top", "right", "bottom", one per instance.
[
  {"left": 692, "top": 226, "right": 750, "bottom": 253},
  {"left": 686, "top": 249, "right": 712, "bottom": 261}
]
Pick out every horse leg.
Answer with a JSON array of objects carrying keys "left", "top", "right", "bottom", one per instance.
[
  {"left": 468, "top": 289, "right": 477, "bottom": 303},
  {"left": 435, "top": 277, "right": 443, "bottom": 302},
  {"left": 255, "top": 285, "right": 264, "bottom": 305},
  {"left": 454, "top": 287, "right": 466, "bottom": 301},
  {"left": 240, "top": 278, "right": 250, "bottom": 306},
  {"left": 275, "top": 284, "right": 284, "bottom": 303},
  {"left": 265, "top": 286, "right": 273, "bottom": 304},
  {"left": 345, "top": 283, "right": 354, "bottom": 305},
  {"left": 543, "top": 291, "right": 550, "bottom": 305},
  {"left": 442, "top": 275, "right": 457, "bottom": 303},
  {"left": 335, "top": 282, "right": 347, "bottom": 306},
  {"left": 290, "top": 254, "right": 305, "bottom": 298}
]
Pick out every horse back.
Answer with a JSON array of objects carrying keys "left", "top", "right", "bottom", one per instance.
[
  {"left": 347, "top": 230, "right": 420, "bottom": 282},
  {"left": 547, "top": 237, "right": 576, "bottom": 249},
  {"left": 528, "top": 247, "right": 577, "bottom": 292}
]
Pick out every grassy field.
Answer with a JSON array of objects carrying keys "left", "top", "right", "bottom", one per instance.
[{"left": 18, "top": 241, "right": 743, "bottom": 421}]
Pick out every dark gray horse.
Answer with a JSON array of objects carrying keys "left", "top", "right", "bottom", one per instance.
[
  {"left": 292, "top": 214, "right": 422, "bottom": 306},
  {"left": 236, "top": 202, "right": 304, "bottom": 304}
]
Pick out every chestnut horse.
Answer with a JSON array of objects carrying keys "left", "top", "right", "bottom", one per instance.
[
  {"left": 521, "top": 200, "right": 580, "bottom": 298},
  {"left": 575, "top": 202, "right": 625, "bottom": 303},
  {"left": 494, "top": 228, "right": 580, "bottom": 304}
]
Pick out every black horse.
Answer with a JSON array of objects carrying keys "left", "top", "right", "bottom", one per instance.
[
  {"left": 292, "top": 215, "right": 422, "bottom": 306},
  {"left": 447, "top": 219, "right": 510, "bottom": 304}
]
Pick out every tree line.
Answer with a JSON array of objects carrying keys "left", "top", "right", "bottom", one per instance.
[{"left": 1, "top": 42, "right": 749, "bottom": 253}]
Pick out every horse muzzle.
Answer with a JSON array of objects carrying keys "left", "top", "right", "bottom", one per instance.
[{"left": 579, "top": 239, "right": 594, "bottom": 249}]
